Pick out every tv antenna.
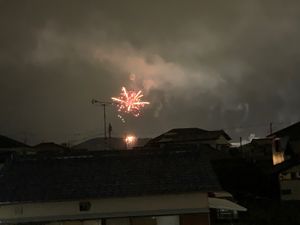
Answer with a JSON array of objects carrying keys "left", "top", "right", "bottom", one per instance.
[{"left": 91, "top": 99, "right": 112, "bottom": 139}]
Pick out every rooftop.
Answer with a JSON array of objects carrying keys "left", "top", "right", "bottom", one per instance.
[
  {"left": 0, "top": 135, "right": 27, "bottom": 149},
  {"left": 268, "top": 121, "right": 300, "bottom": 140},
  {"left": 0, "top": 146, "right": 221, "bottom": 204},
  {"left": 146, "top": 128, "right": 231, "bottom": 147}
]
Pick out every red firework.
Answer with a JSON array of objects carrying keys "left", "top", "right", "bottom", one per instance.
[{"left": 111, "top": 87, "right": 150, "bottom": 117}]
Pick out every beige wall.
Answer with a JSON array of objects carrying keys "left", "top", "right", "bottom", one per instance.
[
  {"left": 107, "top": 218, "right": 130, "bottom": 225},
  {"left": 131, "top": 217, "right": 156, "bottom": 225},
  {"left": 44, "top": 215, "right": 208, "bottom": 225},
  {"left": 47, "top": 220, "right": 101, "bottom": 225},
  {"left": 157, "top": 216, "right": 179, "bottom": 225},
  {"left": 280, "top": 180, "right": 300, "bottom": 200},
  {"left": 0, "top": 193, "right": 208, "bottom": 223}
]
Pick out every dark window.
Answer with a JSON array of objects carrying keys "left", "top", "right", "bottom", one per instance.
[
  {"left": 216, "top": 209, "right": 236, "bottom": 220},
  {"left": 291, "top": 172, "right": 297, "bottom": 179},
  {"left": 79, "top": 201, "right": 91, "bottom": 211},
  {"left": 281, "top": 189, "right": 292, "bottom": 195}
]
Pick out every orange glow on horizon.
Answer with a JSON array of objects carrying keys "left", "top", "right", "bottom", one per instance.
[{"left": 125, "top": 135, "right": 137, "bottom": 149}]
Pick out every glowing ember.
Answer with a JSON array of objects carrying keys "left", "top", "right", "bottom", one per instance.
[
  {"left": 111, "top": 87, "right": 150, "bottom": 117},
  {"left": 125, "top": 134, "right": 137, "bottom": 149},
  {"left": 125, "top": 135, "right": 137, "bottom": 145}
]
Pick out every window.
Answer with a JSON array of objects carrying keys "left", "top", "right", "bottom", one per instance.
[
  {"left": 280, "top": 172, "right": 292, "bottom": 180},
  {"left": 79, "top": 201, "right": 91, "bottom": 211},
  {"left": 216, "top": 209, "right": 235, "bottom": 220}
]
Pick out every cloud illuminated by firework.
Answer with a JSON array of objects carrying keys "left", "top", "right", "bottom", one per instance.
[{"left": 111, "top": 87, "right": 150, "bottom": 117}]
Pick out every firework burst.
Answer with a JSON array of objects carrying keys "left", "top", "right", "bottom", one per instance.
[{"left": 111, "top": 87, "right": 150, "bottom": 117}]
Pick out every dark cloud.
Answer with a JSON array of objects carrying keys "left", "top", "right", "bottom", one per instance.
[{"left": 1, "top": 0, "right": 300, "bottom": 144}]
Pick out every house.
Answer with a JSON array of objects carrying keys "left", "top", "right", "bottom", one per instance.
[
  {"left": 273, "top": 157, "right": 300, "bottom": 201},
  {"left": 145, "top": 128, "right": 231, "bottom": 150},
  {"left": 33, "top": 142, "right": 70, "bottom": 153},
  {"left": 240, "top": 138, "right": 275, "bottom": 175},
  {"left": 0, "top": 134, "right": 28, "bottom": 151},
  {"left": 0, "top": 146, "right": 245, "bottom": 225},
  {"left": 267, "top": 121, "right": 300, "bottom": 165},
  {"left": 242, "top": 138, "right": 273, "bottom": 160}
]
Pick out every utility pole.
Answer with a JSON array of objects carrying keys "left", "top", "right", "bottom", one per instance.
[
  {"left": 108, "top": 123, "right": 112, "bottom": 139},
  {"left": 269, "top": 122, "right": 273, "bottom": 135},
  {"left": 103, "top": 103, "right": 107, "bottom": 139},
  {"left": 91, "top": 99, "right": 112, "bottom": 139}
]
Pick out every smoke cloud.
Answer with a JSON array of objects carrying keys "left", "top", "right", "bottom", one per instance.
[{"left": 1, "top": 0, "right": 300, "bottom": 144}]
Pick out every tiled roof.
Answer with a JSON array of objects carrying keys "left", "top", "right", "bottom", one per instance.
[
  {"left": 0, "top": 146, "right": 221, "bottom": 204},
  {"left": 146, "top": 128, "right": 231, "bottom": 147}
]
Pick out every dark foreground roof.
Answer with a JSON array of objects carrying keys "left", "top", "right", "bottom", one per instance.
[
  {"left": 146, "top": 128, "right": 231, "bottom": 147},
  {"left": 0, "top": 146, "right": 221, "bottom": 204},
  {"left": 0, "top": 135, "right": 27, "bottom": 149}
]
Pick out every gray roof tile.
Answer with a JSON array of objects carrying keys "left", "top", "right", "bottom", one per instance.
[{"left": 0, "top": 147, "right": 221, "bottom": 204}]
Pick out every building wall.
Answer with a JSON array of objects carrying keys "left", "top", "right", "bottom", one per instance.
[
  {"left": 280, "top": 165, "right": 300, "bottom": 200},
  {"left": 0, "top": 193, "right": 209, "bottom": 223},
  {"left": 157, "top": 215, "right": 180, "bottom": 225},
  {"left": 44, "top": 214, "right": 208, "bottom": 225},
  {"left": 47, "top": 220, "right": 100, "bottom": 225},
  {"left": 199, "top": 136, "right": 230, "bottom": 150},
  {"left": 131, "top": 217, "right": 156, "bottom": 225},
  {"left": 180, "top": 213, "right": 210, "bottom": 225},
  {"left": 107, "top": 218, "right": 131, "bottom": 225},
  {"left": 290, "top": 140, "right": 300, "bottom": 155},
  {"left": 214, "top": 136, "right": 230, "bottom": 146},
  {"left": 280, "top": 180, "right": 300, "bottom": 200}
]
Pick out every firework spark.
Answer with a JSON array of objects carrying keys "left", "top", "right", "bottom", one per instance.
[
  {"left": 111, "top": 87, "right": 150, "bottom": 117},
  {"left": 125, "top": 134, "right": 137, "bottom": 149}
]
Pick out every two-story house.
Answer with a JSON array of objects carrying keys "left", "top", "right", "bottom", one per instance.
[{"left": 0, "top": 146, "right": 245, "bottom": 225}]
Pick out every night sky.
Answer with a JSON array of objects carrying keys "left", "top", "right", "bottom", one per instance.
[{"left": 1, "top": 0, "right": 300, "bottom": 144}]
